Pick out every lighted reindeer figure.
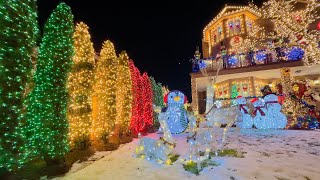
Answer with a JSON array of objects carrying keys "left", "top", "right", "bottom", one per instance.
[
  {"left": 135, "top": 106, "right": 176, "bottom": 164},
  {"left": 186, "top": 111, "right": 198, "bottom": 161},
  {"left": 197, "top": 54, "right": 242, "bottom": 158}
]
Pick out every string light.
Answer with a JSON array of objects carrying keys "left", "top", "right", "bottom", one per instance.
[
  {"left": 26, "top": 2, "right": 74, "bottom": 161},
  {"left": 280, "top": 67, "right": 295, "bottom": 116},
  {"left": 67, "top": 22, "right": 95, "bottom": 150},
  {"left": 91, "top": 40, "right": 118, "bottom": 147},
  {"left": 0, "top": 0, "right": 39, "bottom": 171}
]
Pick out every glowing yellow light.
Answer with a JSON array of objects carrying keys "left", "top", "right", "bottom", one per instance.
[
  {"left": 67, "top": 22, "right": 95, "bottom": 149},
  {"left": 91, "top": 40, "right": 118, "bottom": 147}
]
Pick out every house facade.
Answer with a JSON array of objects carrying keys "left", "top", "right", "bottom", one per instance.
[{"left": 190, "top": 4, "right": 320, "bottom": 114}]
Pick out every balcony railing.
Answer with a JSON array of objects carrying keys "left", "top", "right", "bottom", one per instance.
[{"left": 194, "top": 47, "right": 302, "bottom": 72}]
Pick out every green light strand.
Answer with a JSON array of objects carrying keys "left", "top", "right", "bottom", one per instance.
[
  {"left": 25, "top": 2, "right": 74, "bottom": 162},
  {"left": 0, "top": 0, "right": 39, "bottom": 171}
]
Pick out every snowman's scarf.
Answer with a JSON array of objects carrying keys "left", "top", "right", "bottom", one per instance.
[
  {"left": 239, "top": 104, "right": 249, "bottom": 114},
  {"left": 253, "top": 106, "right": 266, "bottom": 116}
]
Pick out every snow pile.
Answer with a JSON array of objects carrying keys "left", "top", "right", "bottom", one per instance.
[{"left": 56, "top": 129, "right": 320, "bottom": 180}]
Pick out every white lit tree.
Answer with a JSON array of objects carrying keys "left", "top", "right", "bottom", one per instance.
[{"left": 253, "top": 0, "right": 320, "bottom": 65}]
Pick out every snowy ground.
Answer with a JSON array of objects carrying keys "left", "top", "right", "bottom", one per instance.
[{"left": 55, "top": 129, "right": 320, "bottom": 180}]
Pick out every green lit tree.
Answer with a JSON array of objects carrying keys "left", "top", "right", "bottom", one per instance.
[
  {"left": 0, "top": 0, "right": 39, "bottom": 171},
  {"left": 149, "top": 77, "right": 164, "bottom": 129},
  {"left": 231, "top": 84, "right": 238, "bottom": 105},
  {"left": 26, "top": 2, "right": 74, "bottom": 162}
]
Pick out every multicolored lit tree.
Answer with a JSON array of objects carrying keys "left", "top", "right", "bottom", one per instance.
[
  {"left": 0, "top": 0, "right": 39, "bottom": 171},
  {"left": 115, "top": 51, "right": 132, "bottom": 140},
  {"left": 141, "top": 73, "right": 153, "bottom": 132},
  {"left": 67, "top": 22, "right": 95, "bottom": 150},
  {"left": 91, "top": 40, "right": 118, "bottom": 149},
  {"left": 129, "top": 61, "right": 142, "bottom": 136},
  {"left": 26, "top": 2, "right": 74, "bottom": 161}
]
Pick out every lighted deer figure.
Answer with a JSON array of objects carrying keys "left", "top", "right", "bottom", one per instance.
[
  {"left": 198, "top": 54, "right": 242, "bottom": 157},
  {"left": 135, "top": 106, "right": 176, "bottom": 164}
]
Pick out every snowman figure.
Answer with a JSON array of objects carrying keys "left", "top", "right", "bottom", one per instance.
[
  {"left": 252, "top": 98, "right": 268, "bottom": 129},
  {"left": 164, "top": 90, "right": 189, "bottom": 134},
  {"left": 236, "top": 96, "right": 253, "bottom": 128},
  {"left": 264, "top": 94, "right": 287, "bottom": 129}
]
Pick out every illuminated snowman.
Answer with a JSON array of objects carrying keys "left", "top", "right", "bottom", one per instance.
[
  {"left": 251, "top": 98, "right": 268, "bottom": 129},
  {"left": 236, "top": 96, "right": 253, "bottom": 128},
  {"left": 164, "top": 90, "right": 189, "bottom": 134},
  {"left": 264, "top": 94, "right": 287, "bottom": 129}
]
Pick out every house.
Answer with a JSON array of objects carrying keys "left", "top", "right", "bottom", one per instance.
[{"left": 190, "top": 3, "right": 320, "bottom": 114}]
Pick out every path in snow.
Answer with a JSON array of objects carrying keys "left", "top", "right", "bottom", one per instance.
[{"left": 55, "top": 129, "right": 320, "bottom": 180}]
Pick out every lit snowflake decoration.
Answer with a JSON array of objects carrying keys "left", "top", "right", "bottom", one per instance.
[
  {"left": 255, "top": 52, "right": 266, "bottom": 62},
  {"left": 287, "top": 47, "right": 304, "bottom": 61},
  {"left": 228, "top": 56, "right": 237, "bottom": 66},
  {"left": 198, "top": 60, "right": 207, "bottom": 69}
]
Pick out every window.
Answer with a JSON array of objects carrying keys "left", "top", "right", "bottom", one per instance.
[
  {"left": 228, "top": 21, "right": 234, "bottom": 35},
  {"left": 217, "top": 26, "right": 223, "bottom": 40},
  {"left": 235, "top": 19, "right": 241, "bottom": 34}
]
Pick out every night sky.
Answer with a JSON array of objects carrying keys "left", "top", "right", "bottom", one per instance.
[{"left": 38, "top": 0, "right": 264, "bottom": 100}]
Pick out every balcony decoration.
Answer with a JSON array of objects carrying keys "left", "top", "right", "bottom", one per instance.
[
  {"left": 255, "top": 52, "right": 266, "bottom": 62},
  {"left": 287, "top": 47, "right": 304, "bottom": 61},
  {"left": 294, "top": 15, "right": 302, "bottom": 23},
  {"left": 198, "top": 60, "right": 207, "bottom": 69},
  {"left": 296, "top": 115, "right": 319, "bottom": 130},
  {"left": 228, "top": 56, "right": 238, "bottom": 66}
]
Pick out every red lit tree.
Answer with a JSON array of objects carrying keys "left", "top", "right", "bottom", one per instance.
[
  {"left": 129, "top": 61, "right": 142, "bottom": 136},
  {"left": 141, "top": 72, "right": 153, "bottom": 132}
]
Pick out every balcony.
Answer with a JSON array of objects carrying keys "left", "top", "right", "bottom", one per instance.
[{"left": 191, "top": 48, "right": 305, "bottom": 78}]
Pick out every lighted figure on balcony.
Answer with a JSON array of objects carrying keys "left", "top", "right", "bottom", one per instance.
[
  {"left": 236, "top": 96, "right": 253, "bottom": 128},
  {"left": 264, "top": 94, "right": 287, "bottom": 129},
  {"left": 228, "top": 56, "right": 238, "bottom": 66},
  {"left": 252, "top": 98, "right": 268, "bottom": 129},
  {"left": 164, "top": 90, "right": 189, "bottom": 134},
  {"left": 255, "top": 52, "right": 266, "bottom": 62},
  {"left": 198, "top": 60, "right": 207, "bottom": 69},
  {"left": 287, "top": 47, "right": 304, "bottom": 61}
]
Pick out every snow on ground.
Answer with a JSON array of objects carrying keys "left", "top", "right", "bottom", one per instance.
[{"left": 55, "top": 129, "right": 320, "bottom": 180}]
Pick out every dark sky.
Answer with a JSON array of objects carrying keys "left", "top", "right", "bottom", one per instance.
[{"left": 38, "top": 0, "right": 264, "bottom": 100}]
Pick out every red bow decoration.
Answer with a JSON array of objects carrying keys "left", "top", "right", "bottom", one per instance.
[
  {"left": 224, "top": 90, "right": 228, "bottom": 94},
  {"left": 239, "top": 104, "right": 249, "bottom": 114},
  {"left": 234, "top": 36, "right": 240, "bottom": 43},
  {"left": 219, "top": 92, "right": 223, "bottom": 96},
  {"left": 253, "top": 106, "right": 266, "bottom": 116},
  {"left": 243, "top": 87, "right": 248, "bottom": 92}
]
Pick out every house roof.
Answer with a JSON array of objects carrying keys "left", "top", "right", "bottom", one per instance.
[{"left": 203, "top": 5, "right": 261, "bottom": 38}]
